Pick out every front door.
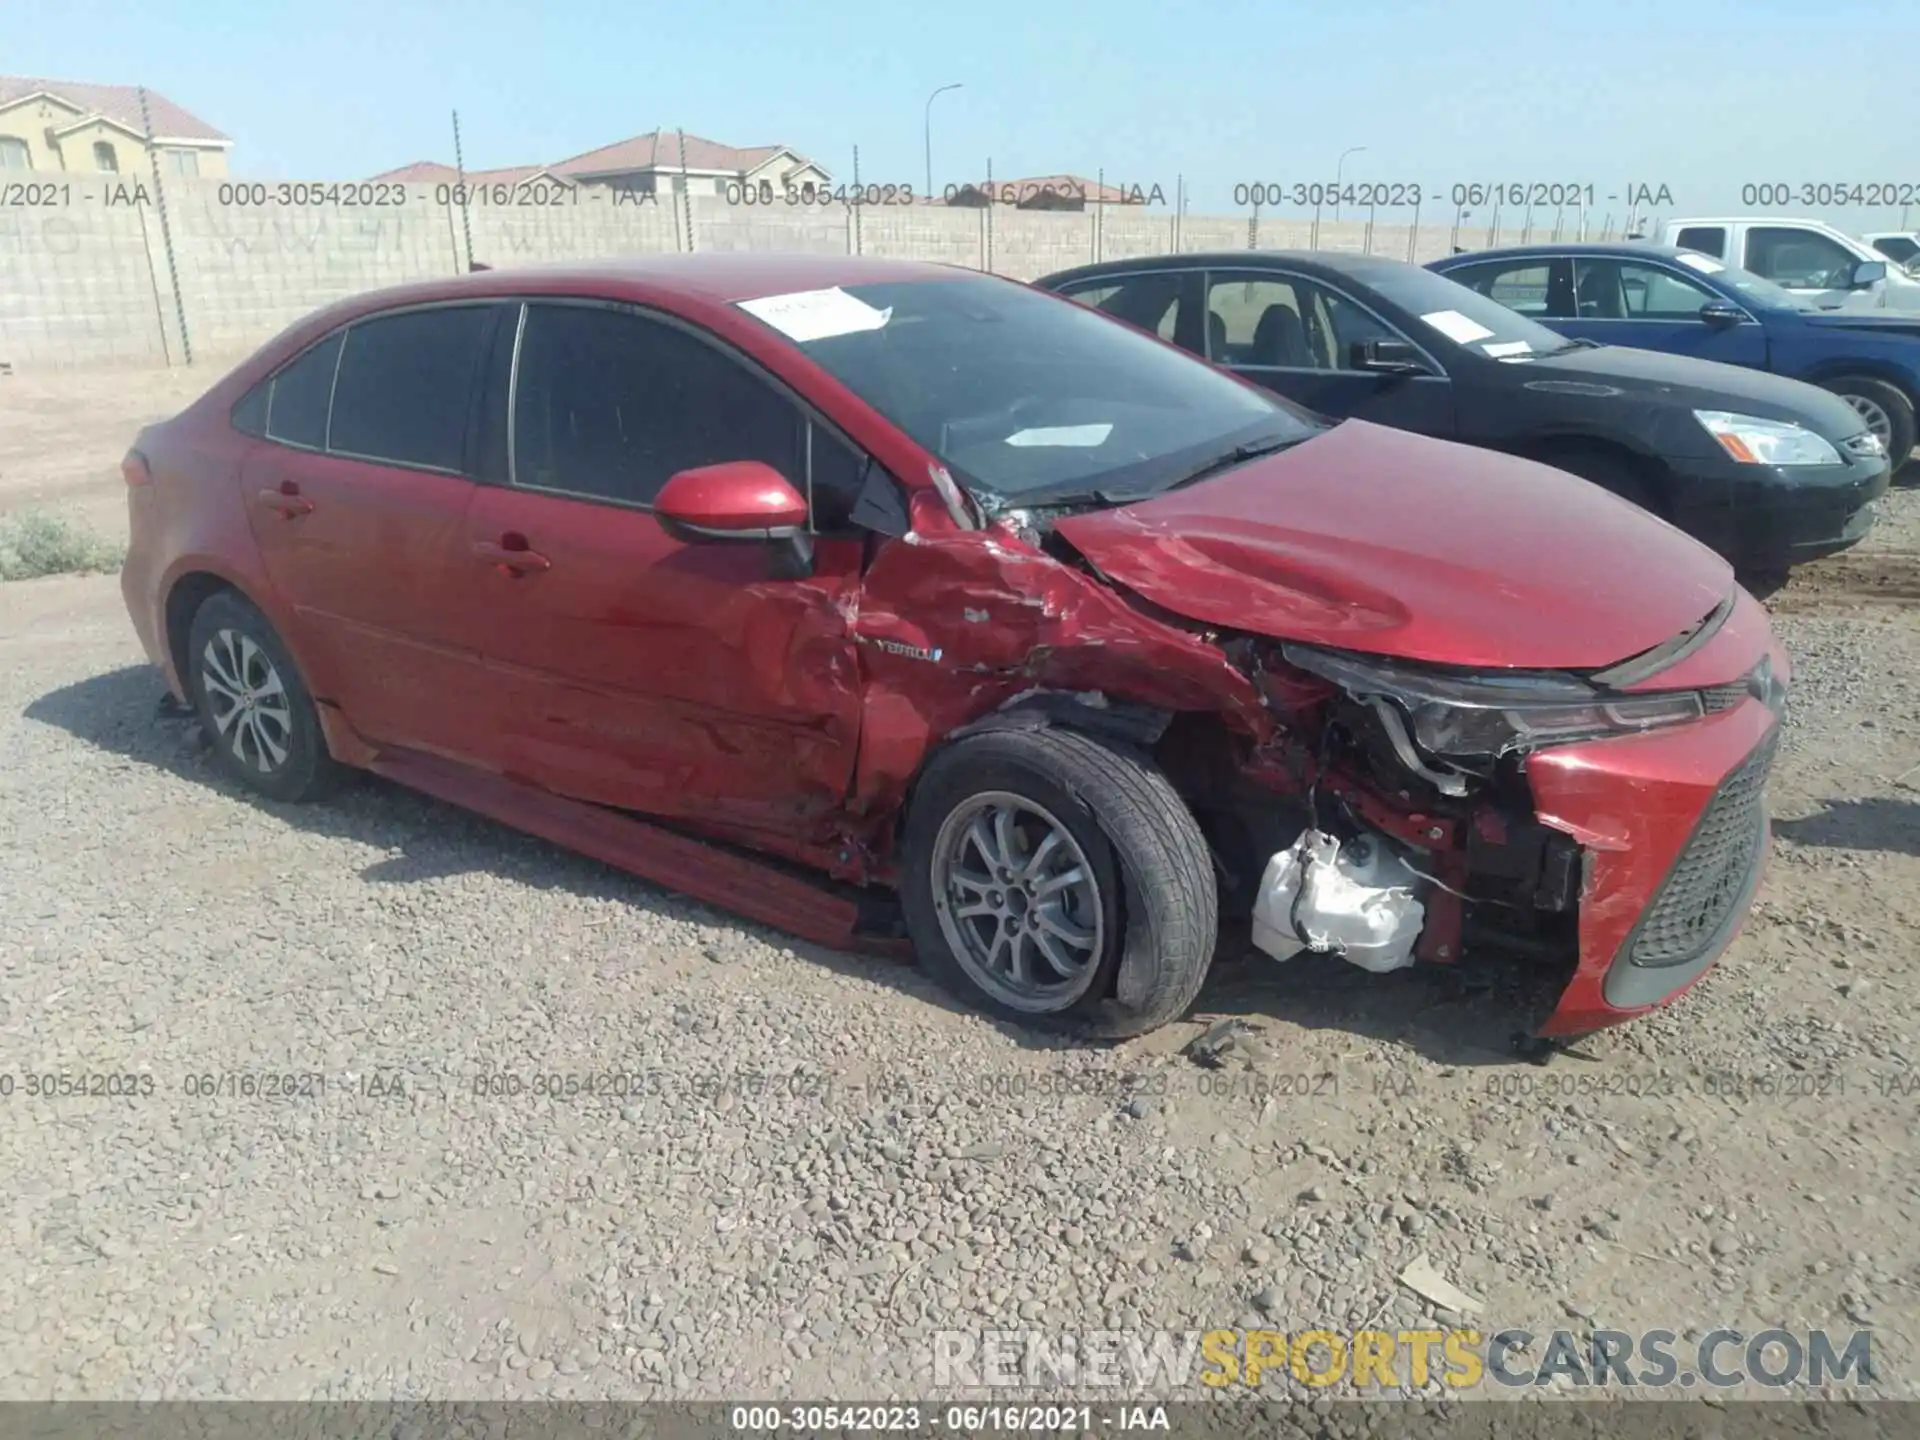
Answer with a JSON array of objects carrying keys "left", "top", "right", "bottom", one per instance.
[
  {"left": 1740, "top": 225, "right": 1875, "bottom": 310},
  {"left": 239, "top": 303, "right": 502, "bottom": 759},
  {"left": 456, "top": 299, "right": 866, "bottom": 843},
  {"left": 1201, "top": 269, "right": 1456, "bottom": 437},
  {"left": 1552, "top": 256, "right": 1770, "bottom": 367}
]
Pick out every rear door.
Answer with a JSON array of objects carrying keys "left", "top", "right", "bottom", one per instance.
[
  {"left": 1202, "top": 268, "right": 1455, "bottom": 436},
  {"left": 239, "top": 302, "right": 502, "bottom": 758},
  {"left": 455, "top": 299, "right": 866, "bottom": 843}
]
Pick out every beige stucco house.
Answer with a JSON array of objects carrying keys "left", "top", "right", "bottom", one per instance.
[
  {"left": 371, "top": 131, "right": 830, "bottom": 199},
  {"left": 0, "top": 75, "right": 231, "bottom": 177}
]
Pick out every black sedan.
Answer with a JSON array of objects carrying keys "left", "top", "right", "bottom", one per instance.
[{"left": 1034, "top": 251, "right": 1890, "bottom": 578}]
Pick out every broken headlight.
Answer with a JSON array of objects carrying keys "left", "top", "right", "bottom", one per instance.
[{"left": 1280, "top": 645, "right": 1704, "bottom": 759}]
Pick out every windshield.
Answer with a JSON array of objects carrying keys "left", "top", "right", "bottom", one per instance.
[
  {"left": 1872, "top": 236, "right": 1919, "bottom": 265},
  {"left": 734, "top": 274, "right": 1318, "bottom": 504},
  {"left": 1362, "top": 264, "right": 1575, "bottom": 358},
  {"left": 1668, "top": 250, "right": 1814, "bottom": 311}
]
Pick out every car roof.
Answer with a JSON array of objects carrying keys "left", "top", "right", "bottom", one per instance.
[
  {"left": 313, "top": 252, "right": 986, "bottom": 316},
  {"left": 1432, "top": 243, "right": 1705, "bottom": 263},
  {"left": 1037, "top": 249, "right": 1427, "bottom": 286},
  {"left": 1663, "top": 217, "right": 1843, "bottom": 226}
]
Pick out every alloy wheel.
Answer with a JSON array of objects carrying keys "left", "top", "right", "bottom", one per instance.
[
  {"left": 199, "top": 628, "right": 294, "bottom": 775},
  {"left": 1842, "top": 393, "right": 1894, "bottom": 449},
  {"left": 929, "top": 791, "right": 1106, "bottom": 1012}
]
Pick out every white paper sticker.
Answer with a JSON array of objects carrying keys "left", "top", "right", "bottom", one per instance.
[
  {"left": 1675, "top": 251, "right": 1726, "bottom": 273},
  {"left": 1481, "top": 340, "right": 1534, "bottom": 357},
  {"left": 737, "top": 287, "right": 892, "bottom": 343},
  {"left": 1419, "top": 309, "right": 1496, "bottom": 345},
  {"left": 1004, "top": 424, "right": 1114, "bottom": 448}
]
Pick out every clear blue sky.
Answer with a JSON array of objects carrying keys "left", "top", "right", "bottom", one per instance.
[{"left": 12, "top": 0, "right": 1920, "bottom": 229}]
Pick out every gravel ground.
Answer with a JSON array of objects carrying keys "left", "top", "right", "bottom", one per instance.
[{"left": 2, "top": 364, "right": 1917, "bottom": 1405}]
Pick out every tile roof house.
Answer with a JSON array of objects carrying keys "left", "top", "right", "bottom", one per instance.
[
  {"left": 0, "top": 75, "right": 231, "bottom": 177},
  {"left": 371, "top": 131, "right": 829, "bottom": 199},
  {"left": 935, "top": 174, "right": 1156, "bottom": 209}
]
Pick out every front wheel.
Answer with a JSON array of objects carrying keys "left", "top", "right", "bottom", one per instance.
[
  {"left": 1822, "top": 376, "right": 1916, "bottom": 475},
  {"left": 900, "top": 726, "right": 1218, "bottom": 1038}
]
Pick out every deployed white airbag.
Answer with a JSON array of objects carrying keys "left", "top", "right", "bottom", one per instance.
[{"left": 1250, "top": 829, "right": 1426, "bottom": 974}]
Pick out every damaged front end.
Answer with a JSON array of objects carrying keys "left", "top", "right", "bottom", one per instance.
[{"left": 1161, "top": 596, "right": 1788, "bottom": 1039}]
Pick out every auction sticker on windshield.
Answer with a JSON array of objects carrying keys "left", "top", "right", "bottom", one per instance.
[
  {"left": 738, "top": 287, "right": 892, "bottom": 342},
  {"left": 1005, "top": 424, "right": 1114, "bottom": 448},
  {"left": 1419, "top": 309, "right": 1496, "bottom": 345},
  {"left": 1483, "top": 340, "right": 1534, "bottom": 358}
]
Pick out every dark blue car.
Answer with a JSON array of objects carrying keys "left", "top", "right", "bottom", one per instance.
[{"left": 1430, "top": 244, "right": 1919, "bottom": 472}]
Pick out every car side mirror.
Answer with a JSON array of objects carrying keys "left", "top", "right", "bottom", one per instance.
[
  {"left": 1351, "top": 338, "right": 1427, "bottom": 374},
  {"left": 1849, "top": 260, "right": 1888, "bottom": 289},
  {"left": 654, "top": 460, "right": 815, "bottom": 577},
  {"left": 1699, "top": 301, "right": 1745, "bottom": 329}
]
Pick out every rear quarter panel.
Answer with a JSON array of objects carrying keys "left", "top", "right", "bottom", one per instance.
[{"left": 125, "top": 415, "right": 289, "bottom": 700}]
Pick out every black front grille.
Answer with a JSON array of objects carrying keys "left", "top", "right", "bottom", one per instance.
[
  {"left": 1701, "top": 683, "right": 1747, "bottom": 713},
  {"left": 1623, "top": 730, "right": 1778, "bottom": 969}
]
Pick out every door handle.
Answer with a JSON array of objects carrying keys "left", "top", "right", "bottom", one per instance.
[
  {"left": 257, "top": 485, "right": 313, "bottom": 518},
  {"left": 473, "top": 537, "right": 551, "bottom": 575}
]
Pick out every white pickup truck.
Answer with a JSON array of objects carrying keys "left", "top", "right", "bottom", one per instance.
[
  {"left": 1649, "top": 217, "right": 1920, "bottom": 311},
  {"left": 1864, "top": 231, "right": 1920, "bottom": 272}
]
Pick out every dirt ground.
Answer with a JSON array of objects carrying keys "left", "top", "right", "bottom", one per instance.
[{"left": 1, "top": 361, "right": 1916, "bottom": 1406}]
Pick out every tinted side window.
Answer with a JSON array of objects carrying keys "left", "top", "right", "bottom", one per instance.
[
  {"left": 264, "top": 332, "right": 343, "bottom": 450},
  {"left": 1614, "top": 262, "right": 1717, "bottom": 320},
  {"left": 1313, "top": 287, "right": 1404, "bottom": 369},
  {"left": 1205, "top": 275, "right": 1313, "bottom": 367},
  {"left": 512, "top": 303, "right": 802, "bottom": 507},
  {"left": 1743, "top": 228, "right": 1858, "bottom": 289},
  {"left": 1060, "top": 275, "right": 1182, "bottom": 342},
  {"left": 328, "top": 306, "right": 494, "bottom": 471},
  {"left": 1675, "top": 226, "right": 1726, "bottom": 258},
  {"left": 808, "top": 421, "right": 869, "bottom": 532},
  {"left": 232, "top": 379, "right": 269, "bottom": 437},
  {"left": 1447, "top": 261, "right": 1556, "bottom": 315}
]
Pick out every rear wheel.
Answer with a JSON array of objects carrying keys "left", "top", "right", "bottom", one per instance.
[
  {"left": 900, "top": 726, "right": 1218, "bottom": 1038},
  {"left": 185, "top": 590, "right": 346, "bottom": 803},
  {"left": 1822, "top": 376, "right": 1916, "bottom": 475}
]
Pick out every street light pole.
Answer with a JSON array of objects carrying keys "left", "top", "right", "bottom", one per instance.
[
  {"left": 1334, "top": 145, "right": 1367, "bottom": 221},
  {"left": 925, "top": 83, "right": 963, "bottom": 202}
]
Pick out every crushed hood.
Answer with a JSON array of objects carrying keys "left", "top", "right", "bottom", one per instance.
[{"left": 1052, "top": 420, "right": 1734, "bottom": 671}]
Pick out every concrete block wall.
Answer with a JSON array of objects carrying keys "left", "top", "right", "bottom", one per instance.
[{"left": 3, "top": 176, "right": 1571, "bottom": 369}]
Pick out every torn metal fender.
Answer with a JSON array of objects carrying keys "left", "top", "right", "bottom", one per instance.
[{"left": 846, "top": 517, "right": 1272, "bottom": 829}]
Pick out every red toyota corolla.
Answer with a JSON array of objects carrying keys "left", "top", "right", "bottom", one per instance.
[{"left": 120, "top": 254, "right": 1789, "bottom": 1041}]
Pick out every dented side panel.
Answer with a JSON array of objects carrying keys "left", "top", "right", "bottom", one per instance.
[
  {"left": 846, "top": 506, "right": 1271, "bottom": 830},
  {"left": 460, "top": 486, "right": 867, "bottom": 846}
]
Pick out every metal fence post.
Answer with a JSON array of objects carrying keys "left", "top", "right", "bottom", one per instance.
[
  {"left": 138, "top": 86, "right": 191, "bottom": 365},
  {"left": 452, "top": 110, "right": 474, "bottom": 270},
  {"left": 677, "top": 129, "right": 695, "bottom": 251},
  {"left": 984, "top": 157, "right": 994, "bottom": 274},
  {"left": 851, "top": 145, "right": 863, "bottom": 255}
]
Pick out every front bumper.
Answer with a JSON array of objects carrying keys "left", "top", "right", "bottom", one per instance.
[
  {"left": 1668, "top": 446, "right": 1890, "bottom": 570},
  {"left": 1526, "top": 625, "right": 1789, "bottom": 1038}
]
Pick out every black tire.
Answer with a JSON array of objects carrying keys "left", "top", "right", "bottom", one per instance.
[
  {"left": 900, "top": 726, "right": 1218, "bottom": 1038},
  {"left": 1821, "top": 376, "right": 1916, "bottom": 476},
  {"left": 184, "top": 590, "right": 347, "bottom": 803},
  {"left": 1543, "top": 447, "right": 1661, "bottom": 514}
]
